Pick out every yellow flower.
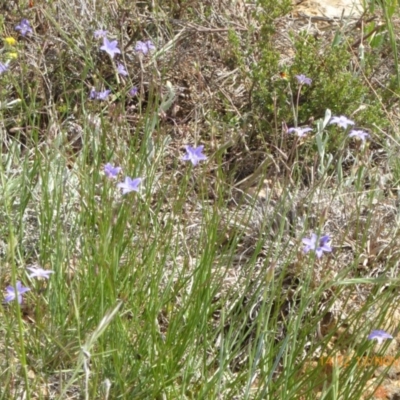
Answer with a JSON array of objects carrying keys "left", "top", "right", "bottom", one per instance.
[
  {"left": 6, "top": 52, "right": 18, "bottom": 60},
  {"left": 4, "top": 37, "right": 17, "bottom": 46}
]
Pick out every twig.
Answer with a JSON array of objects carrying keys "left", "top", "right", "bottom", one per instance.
[{"left": 168, "top": 18, "right": 247, "bottom": 32}]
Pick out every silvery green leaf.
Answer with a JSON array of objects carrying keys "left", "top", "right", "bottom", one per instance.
[{"left": 322, "top": 109, "right": 332, "bottom": 130}]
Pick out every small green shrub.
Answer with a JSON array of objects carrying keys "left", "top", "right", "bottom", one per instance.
[
  {"left": 252, "top": 33, "right": 388, "bottom": 135},
  {"left": 249, "top": 24, "right": 391, "bottom": 156}
]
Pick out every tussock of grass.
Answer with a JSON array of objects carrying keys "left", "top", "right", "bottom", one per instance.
[{"left": 1, "top": 0, "right": 400, "bottom": 399}]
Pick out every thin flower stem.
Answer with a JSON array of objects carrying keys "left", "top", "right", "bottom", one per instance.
[
  {"left": 111, "top": 58, "right": 120, "bottom": 85},
  {"left": 295, "top": 85, "right": 303, "bottom": 127},
  {"left": 287, "top": 82, "right": 298, "bottom": 128}
]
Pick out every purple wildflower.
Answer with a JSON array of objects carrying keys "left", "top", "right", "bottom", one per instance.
[
  {"left": 302, "top": 233, "right": 332, "bottom": 258},
  {"left": 368, "top": 330, "right": 393, "bottom": 345},
  {"left": 129, "top": 87, "right": 138, "bottom": 96},
  {"left": 104, "top": 163, "right": 121, "bottom": 179},
  {"left": 94, "top": 29, "right": 108, "bottom": 39},
  {"left": 27, "top": 265, "right": 54, "bottom": 279},
  {"left": 182, "top": 145, "right": 208, "bottom": 166},
  {"left": 89, "top": 89, "right": 111, "bottom": 101},
  {"left": 0, "top": 63, "right": 9, "bottom": 74},
  {"left": 135, "top": 40, "right": 156, "bottom": 55},
  {"left": 287, "top": 127, "right": 313, "bottom": 137},
  {"left": 349, "top": 129, "right": 369, "bottom": 141},
  {"left": 15, "top": 19, "right": 33, "bottom": 36},
  {"left": 329, "top": 115, "right": 355, "bottom": 129},
  {"left": 4, "top": 281, "right": 30, "bottom": 304},
  {"left": 100, "top": 37, "right": 121, "bottom": 59},
  {"left": 89, "top": 88, "right": 97, "bottom": 100},
  {"left": 97, "top": 89, "right": 111, "bottom": 101},
  {"left": 117, "top": 177, "right": 142, "bottom": 194},
  {"left": 295, "top": 74, "right": 312, "bottom": 86},
  {"left": 117, "top": 63, "right": 128, "bottom": 76}
]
